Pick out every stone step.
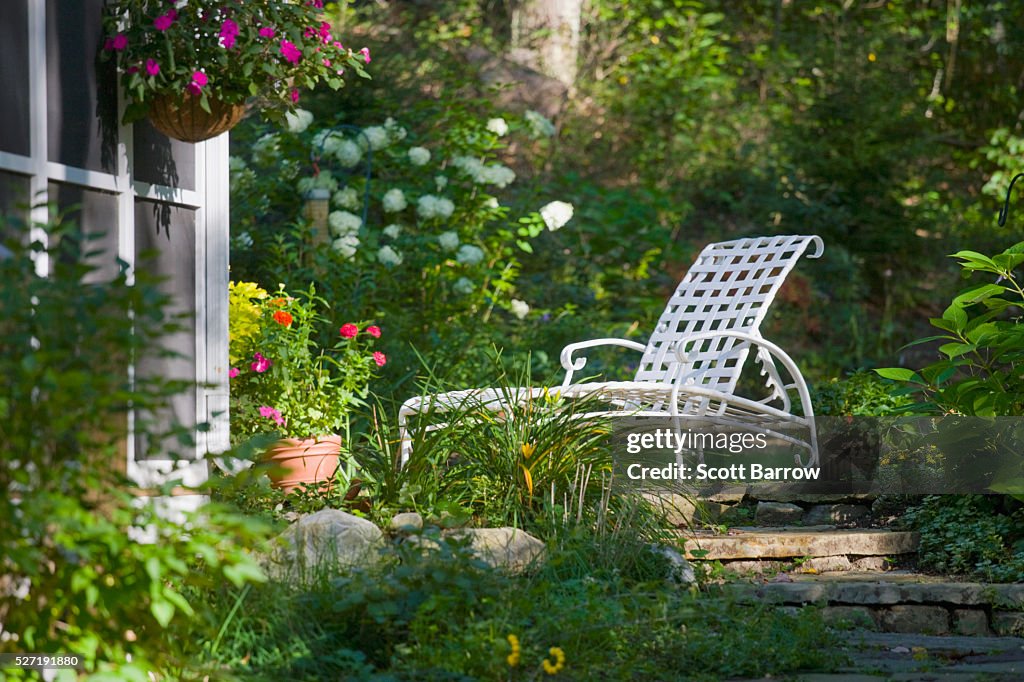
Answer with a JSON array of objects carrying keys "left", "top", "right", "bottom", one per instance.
[
  {"left": 723, "top": 572, "right": 1024, "bottom": 637},
  {"left": 681, "top": 527, "right": 918, "bottom": 561}
]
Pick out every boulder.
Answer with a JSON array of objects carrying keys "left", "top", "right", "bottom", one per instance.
[
  {"left": 755, "top": 501, "right": 804, "bottom": 526},
  {"left": 390, "top": 512, "right": 424, "bottom": 533},
  {"left": 268, "top": 509, "right": 383, "bottom": 578},
  {"left": 443, "top": 527, "right": 546, "bottom": 573},
  {"left": 648, "top": 544, "right": 697, "bottom": 584}
]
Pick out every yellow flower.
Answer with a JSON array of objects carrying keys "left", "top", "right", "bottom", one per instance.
[
  {"left": 650, "top": 35, "right": 661, "bottom": 45},
  {"left": 868, "top": 52, "right": 877, "bottom": 62},
  {"left": 521, "top": 442, "right": 536, "bottom": 458},
  {"left": 506, "top": 634, "right": 521, "bottom": 667},
  {"left": 542, "top": 646, "right": 565, "bottom": 675}
]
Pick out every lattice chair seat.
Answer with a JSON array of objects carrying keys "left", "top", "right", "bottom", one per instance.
[{"left": 399, "top": 235, "right": 824, "bottom": 467}]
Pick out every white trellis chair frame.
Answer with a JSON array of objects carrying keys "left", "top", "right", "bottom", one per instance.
[{"left": 398, "top": 235, "right": 824, "bottom": 468}]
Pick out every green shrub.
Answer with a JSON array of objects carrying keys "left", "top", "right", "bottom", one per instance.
[
  {"left": 903, "top": 495, "right": 1024, "bottom": 582},
  {"left": 813, "top": 371, "right": 912, "bottom": 416},
  {"left": 0, "top": 213, "right": 269, "bottom": 678}
]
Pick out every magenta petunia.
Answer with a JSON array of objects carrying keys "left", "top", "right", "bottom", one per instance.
[
  {"left": 290, "top": 88, "right": 300, "bottom": 103},
  {"left": 259, "top": 405, "right": 285, "bottom": 426},
  {"left": 280, "top": 39, "right": 302, "bottom": 65},
  {"left": 186, "top": 70, "right": 208, "bottom": 96},
  {"left": 258, "top": 26, "right": 276, "bottom": 39},
  {"left": 360, "top": 47, "right": 371, "bottom": 64},
  {"left": 229, "top": 367, "right": 240, "bottom": 379},
  {"left": 250, "top": 351, "right": 272, "bottom": 373},
  {"left": 105, "top": 33, "right": 128, "bottom": 51},
  {"left": 153, "top": 10, "right": 176, "bottom": 32},
  {"left": 219, "top": 19, "right": 239, "bottom": 49},
  {"left": 145, "top": 58, "right": 160, "bottom": 76}
]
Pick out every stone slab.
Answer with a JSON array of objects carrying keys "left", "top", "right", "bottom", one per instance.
[
  {"left": 992, "top": 612, "right": 1024, "bottom": 637},
  {"left": 681, "top": 528, "right": 918, "bottom": 560},
  {"left": 756, "top": 501, "right": 804, "bottom": 525},
  {"left": 952, "top": 608, "right": 991, "bottom": 637},
  {"left": 878, "top": 605, "right": 950, "bottom": 634},
  {"left": 728, "top": 574, "right": 1024, "bottom": 608}
]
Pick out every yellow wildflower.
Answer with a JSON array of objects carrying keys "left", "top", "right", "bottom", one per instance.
[
  {"left": 521, "top": 442, "right": 536, "bottom": 458},
  {"left": 542, "top": 646, "right": 566, "bottom": 675},
  {"left": 868, "top": 52, "right": 877, "bottom": 62},
  {"left": 506, "top": 634, "right": 521, "bottom": 667}
]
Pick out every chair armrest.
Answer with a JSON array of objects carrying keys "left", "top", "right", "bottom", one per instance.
[
  {"left": 560, "top": 338, "right": 646, "bottom": 387},
  {"left": 673, "top": 331, "right": 814, "bottom": 417}
]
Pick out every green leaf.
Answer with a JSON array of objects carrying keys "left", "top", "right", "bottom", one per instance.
[
  {"left": 938, "top": 342, "right": 975, "bottom": 359},
  {"left": 151, "top": 598, "right": 174, "bottom": 627},
  {"left": 223, "top": 559, "right": 267, "bottom": 587},
  {"left": 874, "top": 368, "right": 923, "bottom": 383},
  {"left": 953, "top": 283, "right": 1006, "bottom": 307},
  {"left": 942, "top": 304, "right": 968, "bottom": 332}
]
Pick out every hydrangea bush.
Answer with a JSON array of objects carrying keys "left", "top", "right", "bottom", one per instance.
[{"left": 229, "top": 107, "right": 574, "bottom": 391}]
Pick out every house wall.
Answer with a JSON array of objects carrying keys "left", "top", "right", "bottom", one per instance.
[{"left": 0, "top": 0, "right": 230, "bottom": 497}]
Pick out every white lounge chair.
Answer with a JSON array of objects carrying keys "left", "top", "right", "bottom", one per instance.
[{"left": 399, "top": 234, "right": 824, "bottom": 468}]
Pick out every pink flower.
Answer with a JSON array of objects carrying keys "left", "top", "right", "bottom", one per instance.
[
  {"left": 251, "top": 351, "right": 272, "bottom": 373},
  {"left": 366, "top": 325, "right": 381, "bottom": 338},
  {"left": 280, "top": 40, "right": 302, "bottom": 65},
  {"left": 153, "top": 10, "right": 176, "bottom": 32},
  {"left": 259, "top": 405, "right": 285, "bottom": 426},
  {"left": 186, "top": 70, "right": 208, "bottom": 96},
  {"left": 290, "top": 88, "right": 300, "bottom": 103},
  {"left": 145, "top": 58, "right": 160, "bottom": 76},
  {"left": 308, "top": 0, "right": 325, "bottom": 7},
  {"left": 333, "top": 40, "right": 344, "bottom": 50},
  {"left": 219, "top": 19, "right": 240, "bottom": 49},
  {"left": 319, "top": 21, "right": 332, "bottom": 43},
  {"left": 339, "top": 323, "right": 358, "bottom": 338},
  {"left": 126, "top": 65, "right": 140, "bottom": 75},
  {"left": 322, "top": 58, "right": 331, "bottom": 67},
  {"left": 258, "top": 26, "right": 276, "bottom": 39},
  {"left": 105, "top": 34, "right": 128, "bottom": 51},
  {"left": 373, "top": 351, "right": 387, "bottom": 367},
  {"left": 229, "top": 367, "right": 240, "bottom": 379},
  {"left": 360, "top": 47, "right": 371, "bottom": 64}
]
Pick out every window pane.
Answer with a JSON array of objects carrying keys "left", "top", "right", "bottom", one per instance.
[
  {"left": 46, "top": 0, "right": 118, "bottom": 173},
  {"left": 0, "top": 1, "right": 30, "bottom": 157},
  {"left": 134, "top": 199, "right": 197, "bottom": 460},
  {"left": 133, "top": 119, "right": 197, "bottom": 191},
  {"left": 48, "top": 181, "right": 120, "bottom": 282},
  {"left": 0, "top": 172, "right": 31, "bottom": 228}
]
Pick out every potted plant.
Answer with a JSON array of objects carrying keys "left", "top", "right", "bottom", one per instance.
[
  {"left": 228, "top": 281, "right": 386, "bottom": 493},
  {"left": 100, "top": 1, "right": 372, "bottom": 142}
]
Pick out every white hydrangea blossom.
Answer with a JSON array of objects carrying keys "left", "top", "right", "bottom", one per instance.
[
  {"left": 486, "top": 117, "right": 509, "bottom": 136},
  {"left": 510, "top": 299, "right": 530, "bottom": 320},
  {"left": 252, "top": 133, "right": 281, "bottom": 165},
  {"left": 539, "top": 200, "right": 574, "bottom": 231},
  {"left": 333, "top": 187, "right": 361, "bottom": 210},
  {"left": 357, "top": 126, "right": 389, "bottom": 151},
  {"left": 377, "top": 245, "right": 404, "bottom": 267},
  {"left": 453, "top": 277, "right": 475, "bottom": 295},
  {"left": 328, "top": 210, "right": 362, "bottom": 237},
  {"left": 332, "top": 234, "right": 360, "bottom": 259},
  {"left": 450, "top": 156, "right": 516, "bottom": 188},
  {"left": 316, "top": 131, "right": 346, "bottom": 155},
  {"left": 285, "top": 108, "right": 314, "bottom": 134},
  {"left": 382, "top": 188, "right": 408, "bottom": 213},
  {"left": 416, "top": 195, "right": 455, "bottom": 221},
  {"left": 383, "top": 224, "right": 402, "bottom": 239},
  {"left": 456, "top": 244, "right": 484, "bottom": 266},
  {"left": 437, "top": 231, "right": 460, "bottom": 252},
  {"left": 297, "top": 172, "right": 339, "bottom": 195},
  {"left": 434, "top": 175, "right": 448, "bottom": 191},
  {"left": 524, "top": 110, "right": 556, "bottom": 138},
  {"left": 334, "top": 139, "right": 363, "bottom": 168},
  {"left": 384, "top": 117, "right": 408, "bottom": 141},
  {"left": 408, "top": 147, "right": 431, "bottom": 167},
  {"left": 484, "top": 197, "right": 499, "bottom": 209}
]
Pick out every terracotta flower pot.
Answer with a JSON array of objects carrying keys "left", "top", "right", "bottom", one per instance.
[
  {"left": 147, "top": 93, "right": 247, "bottom": 143},
  {"left": 263, "top": 435, "right": 342, "bottom": 494}
]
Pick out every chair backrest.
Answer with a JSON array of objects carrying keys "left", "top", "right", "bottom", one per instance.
[{"left": 634, "top": 235, "right": 823, "bottom": 394}]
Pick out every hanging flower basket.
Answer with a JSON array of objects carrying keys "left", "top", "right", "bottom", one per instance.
[{"left": 147, "top": 94, "right": 247, "bottom": 144}]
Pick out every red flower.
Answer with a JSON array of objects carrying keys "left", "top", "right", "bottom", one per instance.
[
  {"left": 273, "top": 310, "right": 293, "bottom": 327},
  {"left": 280, "top": 39, "right": 302, "bottom": 65},
  {"left": 373, "top": 351, "right": 387, "bottom": 367},
  {"left": 366, "top": 325, "right": 381, "bottom": 338},
  {"left": 339, "top": 323, "right": 358, "bottom": 338},
  {"left": 153, "top": 10, "right": 176, "bottom": 32}
]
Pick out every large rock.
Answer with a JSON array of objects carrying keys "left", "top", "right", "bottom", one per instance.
[
  {"left": 878, "top": 605, "right": 950, "bottom": 635},
  {"left": 390, "top": 512, "right": 424, "bottom": 533},
  {"left": 755, "top": 501, "right": 804, "bottom": 526},
  {"left": 648, "top": 544, "right": 697, "bottom": 584},
  {"left": 444, "top": 527, "right": 546, "bottom": 573},
  {"left": 269, "top": 509, "right": 384, "bottom": 578}
]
